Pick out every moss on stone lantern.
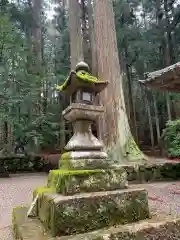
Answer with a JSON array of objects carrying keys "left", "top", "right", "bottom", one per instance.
[
  {"left": 56, "top": 61, "right": 108, "bottom": 105},
  {"left": 55, "top": 62, "right": 109, "bottom": 169}
]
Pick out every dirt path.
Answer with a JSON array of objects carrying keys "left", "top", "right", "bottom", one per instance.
[{"left": 1, "top": 174, "right": 180, "bottom": 240}]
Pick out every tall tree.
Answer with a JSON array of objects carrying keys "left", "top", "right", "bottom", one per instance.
[
  {"left": 94, "top": 0, "right": 144, "bottom": 162},
  {"left": 68, "top": 0, "right": 83, "bottom": 69}
]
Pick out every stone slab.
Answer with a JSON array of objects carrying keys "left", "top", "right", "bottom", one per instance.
[
  {"left": 120, "top": 162, "right": 180, "bottom": 183},
  {"left": 62, "top": 103, "right": 104, "bottom": 122},
  {"left": 37, "top": 188, "right": 150, "bottom": 237},
  {"left": 47, "top": 168, "right": 128, "bottom": 195},
  {"left": 59, "top": 156, "right": 110, "bottom": 169},
  {"left": 13, "top": 206, "right": 180, "bottom": 240}
]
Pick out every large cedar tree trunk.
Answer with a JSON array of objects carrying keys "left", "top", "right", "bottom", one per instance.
[
  {"left": 87, "top": 0, "right": 97, "bottom": 75},
  {"left": 32, "top": 0, "right": 43, "bottom": 117},
  {"left": 68, "top": 0, "right": 83, "bottom": 69},
  {"left": 94, "top": 0, "right": 144, "bottom": 162}
]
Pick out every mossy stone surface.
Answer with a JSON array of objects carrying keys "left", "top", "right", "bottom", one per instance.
[
  {"left": 59, "top": 155, "right": 110, "bottom": 170},
  {"left": 12, "top": 206, "right": 53, "bottom": 240},
  {"left": 13, "top": 206, "right": 180, "bottom": 240},
  {"left": 124, "top": 162, "right": 180, "bottom": 183},
  {"left": 38, "top": 188, "right": 150, "bottom": 237},
  {"left": 56, "top": 69, "right": 107, "bottom": 94},
  {"left": 47, "top": 168, "right": 128, "bottom": 195},
  {"left": 33, "top": 186, "right": 55, "bottom": 199},
  {"left": 60, "top": 215, "right": 180, "bottom": 240}
]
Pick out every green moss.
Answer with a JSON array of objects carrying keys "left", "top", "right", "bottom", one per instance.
[
  {"left": 12, "top": 206, "right": 180, "bottom": 240},
  {"left": 33, "top": 186, "right": 54, "bottom": 199},
  {"left": 47, "top": 168, "right": 128, "bottom": 195},
  {"left": 123, "top": 136, "right": 145, "bottom": 160},
  {"left": 124, "top": 162, "right": 180, "bottom": 183},
  {"left": 12, "top": 207, "right": 19, "bottom": 240},
  {"left": 56, "top": 70, "right": 106, "bottom": 92},
  {"left": 59, "top": 152, "right": 71, "bottom": 169},
  {"left": 48, "top": 169, "right": 103, "bottom": 194},
  {"left": 38, "top": 188, "right": 150, "bottom": 237},
  {"left": 59, "top": 156, "right": 110, "bottom": 170},
  {"left": 76, "top": 70, "right": 103, "bottom": 83},
  {"left": 107, "top": 135, "right": 146, "bottom": 163}
]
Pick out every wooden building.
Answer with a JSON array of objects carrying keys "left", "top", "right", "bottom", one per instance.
[{"left": 139, "top": 62, "right": 180, "bottom": 92}]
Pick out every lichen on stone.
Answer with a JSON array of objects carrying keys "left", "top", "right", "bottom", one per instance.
[
  {"left": 47, "top": 168, "right": 128, "bottom": 195},
  {"left": 59, "top": 152, "right": 71, "bottom": 169},
  {"left": 12, "top": 206, "right": 180, "bottom": 240},
  {"left": 33, "top": 186, "right": 54, "bottom": 199},
  {"left": 37, "top": 188, "right": 150, "bottom": 237},
  {"left": 59, "top": 156, "right": 110, "bottom": 170}
]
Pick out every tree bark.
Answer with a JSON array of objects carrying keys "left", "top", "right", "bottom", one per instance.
[
  {"left": 32, "top": 0, "right": 43, "bottom": 116},
  {"left": 153, "top": 92, "right": 160, "bottom": 144},
  {"left": 145, "top": 92, "right": 154, "bottom": 148},
  {"left": 87, "top": 0, "right": 97, "bottom": 75},
  {"left": 68, "top": 0, "right": 83, "bottom": 69},
  {"left": 166, "top": 93, "right": 172, "bottom": 120},
  {"left": 156, "top": 0, "right": 172, "bottom": 122},
  {"left": 94, "top": 0, "right": 144, "bottom": 161},
  {"left": 81, "top": 0, "right": 90, "bottom": 66},
  {"left": 32, "top": 0, "right": 42, "bottom": 75},
  {"left": 124, "top": 47, "right": 138, "bottom": 142}
]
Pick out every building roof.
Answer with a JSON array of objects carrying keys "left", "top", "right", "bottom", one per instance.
[{"left": 139, "top": 62, "right": 180, "bottom": 92}]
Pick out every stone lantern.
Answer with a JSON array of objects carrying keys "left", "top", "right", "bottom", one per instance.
[{"left": 56, "top": 61, "right": 109, "bottom": 169}]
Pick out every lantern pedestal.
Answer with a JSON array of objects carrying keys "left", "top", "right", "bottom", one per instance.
[
  {"left": 61, "top": 103, "right": 107, "bottom": 169},
  {"left": 65, "top": 120, "right": 104, "bottom": 151},
  {"left": 59, "top": 103, "right": 109, "bottom": 169}
]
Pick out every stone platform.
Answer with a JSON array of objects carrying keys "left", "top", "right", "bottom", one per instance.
[
  {"left": 121, "top": 159, "right": 180, "bottom": 183},
  {"left": 13, "top": 206, "right": 180, "bottom": 240},
  {"left": 47, "top": 168, "right": 128, "bottom": 194},
  {"left": 30, "top": 168, "right": 149, "bottom": 237},
  {"left": 37, "top": 188, "right": 149, "bottom": 237}
]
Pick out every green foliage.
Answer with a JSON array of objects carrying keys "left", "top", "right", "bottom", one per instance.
[
  {"left": 113, "top": 0, "right": 180, "bottom": 147},
  {"left": 0, "top": 1, "right": 70, "bottom": 153},
  {"left": 0, "top": 155, "right": 44, "bottom": 172},
  {"left": 163, "top": 120, "right": 180, "bottom": 158}
]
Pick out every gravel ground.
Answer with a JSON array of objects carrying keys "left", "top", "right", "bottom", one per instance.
[
  {"left": 0, "top": 173, "right": 47, "bottom": 240},
  {"left": 1, "top": 174, "right": 180, "bottom": 240},
  {"left": 136, "top": 181, "right": 180, "bottom": 216}
]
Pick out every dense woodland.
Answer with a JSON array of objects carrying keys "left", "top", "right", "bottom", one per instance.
[{"left": 1, "top": 0, "right": 180, "bottom": 160}]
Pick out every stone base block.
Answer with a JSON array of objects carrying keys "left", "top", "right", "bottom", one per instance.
[
  {"left": 47, "top": 168, "right": 128, "bottom": 195},
  {"left": 37, "top": 188, "right": 149, "bottom": 237},
  {"left": 119, "top": 162, "right": 180, "bottom": 183},
  {"left": 13, "top": 206, "right": 180, "bottom": 240},
  {"left": 59, "top": 154, "right": 111, "bottom": 170}
]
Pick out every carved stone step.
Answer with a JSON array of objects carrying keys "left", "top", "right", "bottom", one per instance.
[
  {"left": 13, "top": 207, "right": 180, "bottom": 240},
  {"left": 46, "top": 168, "right": 128, "bottom": 195},
  {"left": 37, "top": 188, "right": 149, "bottom": 237}
]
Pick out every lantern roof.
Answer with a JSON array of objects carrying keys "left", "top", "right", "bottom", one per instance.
[{"left": 56, "top": 62, "right": 108, "bottom": 96}]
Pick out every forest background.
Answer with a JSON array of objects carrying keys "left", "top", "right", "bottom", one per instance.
[{"left": 0, "top": 0, "right": 180, "bottom": 160}]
